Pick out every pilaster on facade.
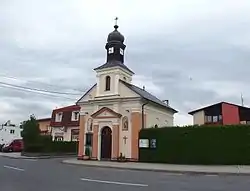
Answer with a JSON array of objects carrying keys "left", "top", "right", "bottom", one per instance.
[
  {"left": 92, "top": 124, "right": 98, "bottom": 159},
  {"left": 77, "top": 115, "right": 86, "bottom": 159}
]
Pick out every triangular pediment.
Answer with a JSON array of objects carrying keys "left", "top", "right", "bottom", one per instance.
[
  {"left": 76, "top": 84, "right": 97, "bottom": 104},
  {"left": 91, "top": 107, "right": 122, "bottom": 118}
]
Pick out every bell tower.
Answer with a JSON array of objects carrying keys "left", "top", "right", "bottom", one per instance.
[
  {"left": 105, "top": 17, "right": 126, "bottom": 63},
  {"left": 94, "top": 18, "right": 134, "bottom": 97}
]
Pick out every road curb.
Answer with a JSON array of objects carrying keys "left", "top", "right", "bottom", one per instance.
[
  {"left": 0, "top": 155, "right": 39, "bottom": 159},
  {"left": 61, "top": 161, "right": 250, "bottom": 176},
  {"left": 0, "top": 154, "right": 75, "bottom": 159}
]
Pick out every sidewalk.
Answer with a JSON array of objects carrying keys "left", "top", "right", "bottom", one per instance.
[
  {"left": 62, "top": 158, "right": 250, "bottom": 176},
  {"left": 0, "top": 152, "right": 74, "bottom": 159},
  {"left": 0, "top": 152, "right": 36, "bottom": 159}
]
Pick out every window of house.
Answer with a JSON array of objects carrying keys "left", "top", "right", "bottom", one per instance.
[
  {"left": 212, "top": 116, "right": 218, "bottom": 122},
  {"left": 105, "top": 76, "right": 111, "bottom": 91},
  {"left": 55, "top": 112, "right": 63, "bottom": 122},
  {"left": 71, "top": 129, "right": 79, "bottom": 141},
  {"left": 10, "top": 129, "right": 15, "bottom": 134},
  {"left": 206, "top": 116, "right": 212, "bottom": 122},
  {"left": 71, "top": 111, "right": 79, "bottom": 121}
]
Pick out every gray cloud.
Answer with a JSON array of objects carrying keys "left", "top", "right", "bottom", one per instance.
[{"left": 1, "top": 0, "right": 250, "bottom": 125}]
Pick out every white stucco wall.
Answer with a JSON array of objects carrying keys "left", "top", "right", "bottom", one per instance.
[
  {"left": 118, "top": 83, "right": 139, "bottom": 98},
  {"left": 79, "top": 85, "right": 96, "bottom": 102},
  {"left": 95, "top": 67, "right": 133, "bottom": 97},
  {"left": 79, "top": 100, "right": 142, "bottom": 159},
  {"left": 51, "top": 126, "right": 79, "bottom": 141},
  {"left": 0, "top": 125, "right": 22, "bottom": 145},
  {"left": 144, "top": 104, "right": 174, "bottom": 128},
  {"left": 118, "top": 105, "right": 132, "bottom": 159},
  {"left": 77, "top": 66, "right": 176, "bottom": 159},
  {"left": 98, "top": 72, "right": 116, "bottom": 96},
  {"left": 192, "top": 110, "right": 205, "bottom": 125}
]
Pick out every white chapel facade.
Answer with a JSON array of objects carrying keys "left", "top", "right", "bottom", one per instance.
[{"left": 77, "top": 22, "right": 177, "bottom": 161}]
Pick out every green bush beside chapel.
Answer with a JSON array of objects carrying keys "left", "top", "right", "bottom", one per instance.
[
  {"left": 21, "top": 115, "right": 78, "bottom": 154},
  {"left": 139, "top": 125, "right": 250, "bottom": 165}
]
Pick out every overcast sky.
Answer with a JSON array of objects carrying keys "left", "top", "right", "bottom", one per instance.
[{"left": 1, "top": 0, "right": 250, "bottom": 125}]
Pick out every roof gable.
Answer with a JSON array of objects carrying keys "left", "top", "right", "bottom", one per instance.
[
  {"left": 91, "top": 107, "right": 122, "bottom": 118},
  {"left": 76, "top": 84, "right": 97, "bottom": 104},
  {"left": 37, "top": 118, "right": 51, "bottom": 122},
  {"left": 118, "top": 81, "right": 141, "bottom": 98},
  {"left": 52, "top": 105, "right": 80, "bottom": 113},
  {"left": 120, "top": 80, "right": 178, "bottom": 113}
]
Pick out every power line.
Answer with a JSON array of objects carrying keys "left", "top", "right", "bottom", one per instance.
[
  {"left": 0, "top": 81, "right": 82, "bottom": 96},
  {"left": 0, "top": 73, "right": 86, "bottom": 93},
  {"left": 0, "top": 84, "right": 77, "bottom": 101}
]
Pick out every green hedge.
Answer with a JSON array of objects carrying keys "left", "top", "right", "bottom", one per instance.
[
  {"left": 24, "top": 135, "right": 78, "bottom": 153},
  {"left": 139, "top": 125, "right": 250, "bottom": 165}
]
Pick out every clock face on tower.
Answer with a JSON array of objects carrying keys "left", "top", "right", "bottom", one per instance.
[
  {"left": 120, "top": 48, "right": 124, "bottom": 55},
  {"left": 108, "top": 47, "right": 114, "bottom": 54}
]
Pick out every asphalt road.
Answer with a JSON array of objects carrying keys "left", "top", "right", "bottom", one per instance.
[{"left": 0, "top": 156, "right": 250, "bottom": 191}]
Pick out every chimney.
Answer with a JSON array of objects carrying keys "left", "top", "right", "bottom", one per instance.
[
  {"left": 163, "top": 100, "right": 169, "bottom": 105},
  {"left": 143, "top": 86, "right": 145, "bottom": 91}
]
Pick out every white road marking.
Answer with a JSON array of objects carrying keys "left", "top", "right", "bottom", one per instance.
[
  {"left": 23, "top": 159, "right": 37, "bottom": 162},
  {"left": 165, "top": 173, "right": 184, "bottom": 176},
  {"left": 80, "top": 178, "right": 148, "bottom": 187},
  {"left": 205, "top": 174, "right": 218, "bottom": 177},
  {"left": 4, "top": 165, "right": 25, "bottom": 171}
]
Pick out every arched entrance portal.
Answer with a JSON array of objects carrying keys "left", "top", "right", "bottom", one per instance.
[{"left": 101, "top": 126, "right": 112, "bottom": 160}]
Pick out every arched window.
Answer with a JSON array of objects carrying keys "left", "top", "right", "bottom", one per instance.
[{"left": 105, "top": 76, "right": 111, "bottom": 91}]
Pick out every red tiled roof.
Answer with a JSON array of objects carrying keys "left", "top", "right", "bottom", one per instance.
[
  {"left": 50, "top": 105, "right": 80, "bottom": 127},
  {"left": 37, "top": 118, "right": 51, "bottom": 122},
  {"left": 52, "top": 105, "right": 80, "bottom": 113}
]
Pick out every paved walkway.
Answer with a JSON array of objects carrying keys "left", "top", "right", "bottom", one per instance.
[
  {"left": 62, "top": 158, "right": 250, "bottom": 175},
  {"left": 0, "top": 152, "right": 32, "bottom": 159},
  {"left": 0, "top": 152, "right": 76, "bottom": 159}
]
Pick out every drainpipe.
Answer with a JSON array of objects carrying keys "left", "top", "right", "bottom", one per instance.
[{"left": 141, "top": 100, "right": 149, "bottom": 129}]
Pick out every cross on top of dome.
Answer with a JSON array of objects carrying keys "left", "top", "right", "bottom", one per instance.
[{"left": 107, "top": 17, "right": 124, "bottom": 43}]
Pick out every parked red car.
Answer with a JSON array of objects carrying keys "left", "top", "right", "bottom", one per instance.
[{"left": 2, "top": 139, "right": 23, "bottom": 152}]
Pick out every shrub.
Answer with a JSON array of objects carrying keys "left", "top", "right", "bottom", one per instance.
[
  {"left": 24, "top": 141, "right": 78, "bottom": 153},
  {"left": 139, "top": 125, "right": 250, "bottom": 165},
  {"left": 21, "top": 115, "right": 41, "bottom": 147},
  {"left": 21, "top": 115, "right": 78, "bottom": 153}
]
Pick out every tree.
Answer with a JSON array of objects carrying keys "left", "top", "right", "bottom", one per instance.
[{"left": 21, "top": 115, "right": 41, "bottom": 146}]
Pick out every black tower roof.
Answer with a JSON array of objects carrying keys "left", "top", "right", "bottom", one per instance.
[
  {"left": 94, "top": 19, "right": 134, "bottom": 74},
  {"left": 107, "top": 25, "right": 125, "bottom": 43}
]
